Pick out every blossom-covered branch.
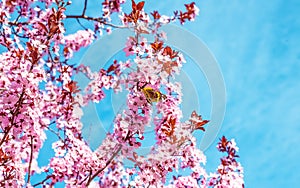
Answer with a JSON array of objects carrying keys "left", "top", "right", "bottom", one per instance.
[{"left": 0, "top": 0, "right": 244, "bottom": 187}]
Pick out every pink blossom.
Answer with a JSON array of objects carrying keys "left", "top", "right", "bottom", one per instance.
[
  {"left": 63, "top": 29, "right": 95, "bottom": 58},
  {"left": 0, "top": 0, "right": 244, "bottom": 187},
  {"left": 123, "top": 37, "right": 136, "bottom": 56}
]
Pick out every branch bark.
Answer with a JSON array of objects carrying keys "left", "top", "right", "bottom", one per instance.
[
  {"left": 26, "top": 136, "right": 34, "bottom": 184},
  {"left": 0, "top": 89, "right": 25, "bottom": 147},
  {"left": 85, "top": 144, "right": 122, "bottom": 186},
  {"left": 32, "top": 175, "right": 53, "bottom": 187},
  {"left": 65, "top": 15, "right": 128, "bottom": 29}
]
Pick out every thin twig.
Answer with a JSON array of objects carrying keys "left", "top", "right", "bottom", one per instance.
[
  {"left": 65, "top": 15, "right": 128, "bottom": 29},
  {"left": 0, "top": 89, "right": 25, "bottom": 146},
  {"left": 45, "top": 125, "right": 64, "bottom": 141},
  {"left": 26, "top": 136, "right": 34, "bottom": 184},
  {"left": 82, "top": 0, "right": 88, "bottom": 16},
  {"left": 32, "top": 175, "right": 53, "bottom": 187},
  {"left": 78, "top": 168, "right": 91, "bottom": 185},
  {"left": 86, "top": 144, "right": 122, "bottom": 186},
  {"left": 76, "top": 18, "right": 88, "bottom": 30},
  {"left": 85, "top": 131, "right": 132, "bottom": 186}
]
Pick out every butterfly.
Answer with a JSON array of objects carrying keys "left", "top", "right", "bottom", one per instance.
[
  {"left": 141, "top": 86, "right": 166, "bottom": 104},
  {"left": 136, "top": 82, "right": 166, "bottom": 104}
]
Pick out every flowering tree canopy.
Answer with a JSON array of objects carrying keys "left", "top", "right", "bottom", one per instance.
[{"left": 0, "top": 0, "right": 244, "bottom": 187}]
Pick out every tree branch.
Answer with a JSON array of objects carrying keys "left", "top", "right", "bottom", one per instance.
[
  {"left": 32, "top": 175, "right": 53, "bottom": 187},
  {"left": 65, "top": 15, "right": 128, "bottom": 29},
  {"left": 84, "top": 130, "right": 132, "bottom": 186},
  {"left": 26, "top": 136, "right": 34, "bottom": 184},
  {"left": 76, "top": 18, "right": 88, "bottom": 30},
  {"left": 0, "top": 89, "right": 25, "bottom": 147},
  {"left": 82, "top": 0, "right": 88, "bottom": 16},
  {"left": 45, "top": 125, "right": 64, "bottom": 142},
  {"left": 86, "top": 144, "right": 122, "bottom": 186}
]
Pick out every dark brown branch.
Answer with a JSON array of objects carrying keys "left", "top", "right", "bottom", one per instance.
[
  {"left": 0, "top": 89, "right": 25, "bottom": 147},
  {"left": 65, "top": 15, "right": 128, "bottom": 29},
  {"left": 8, "top": 21, "right": 29, "bottom": 26},
  {"left": 76, "top": 18, "right": 88, "bottom": 30},
  {"left": 45, "top": 125, "right": 64, "bottom": 141},
  {"left": 86, "top": 144, "right": 122, "bottom": 186},
  {"left": 78, "top": 168, "right": 92, "bottom": 185},
  {"left": 82, "top": 0, "right": 88, "bottom": 16},
  {"left": 85, "top": 130, "right": 133, "bottom": 186},
  {"left": 32, "top": 175, "right": 53, "bottom": 187},
  {"left": 26, "top": 136, "right": 34, "bottom": 184}
]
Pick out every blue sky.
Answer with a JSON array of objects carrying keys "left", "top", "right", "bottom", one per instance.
[
  {"left": 191, "top": 1, "right": 300, "bottom": 187},
  {"left": 33, "top": 0, "right": 300, "bottom": 187}
]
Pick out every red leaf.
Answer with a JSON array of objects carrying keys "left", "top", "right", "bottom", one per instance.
[
  {"left": 220, "top": 136, "right": 229, "bottom": 148},
  {"left": 107, "top": 63, "right": 119, "bottom": 73},
  {"left": 163, "top": 46, "right": 178, "bottom": 59},
  {"left": 150, "top": 41, "right": 163, "bottom": 52},
  {"left": 37, "top": 22, "right": 48, "bottom": 33},
  {"left": 66, "top": 81, "right": 80, "bottom": 93},
  {"left": 151, "top": 11, "right": 161, "bottom": 19},
  {"left": 130, "top": 0, "right": 145, "bottom": 23},
  {"left": 190, "top": 110, "right": 209, "bottom": 132},
  {"left": 136, "top": 1, "right": 145, "bottom": 11},
  {"left": 26, "top": 42, "right": 33, "bottom": 51},
  {"left": 162, "top": 117, "right": 176, "bottom": 136},
  {"left": 195, "top": 120, "right": 209, "bottom": 130},
  {"left": 196, "top": 127, "right": 205, "bottom": 131},
  {"left": 131, "top": 0, "right": 144, "bottom": 11},
  {"left": 185, "top": 2, "right": 196, "bottom": 13},
  {"left": 131, "top": 0, "right": 136, "bottom": 10},
  {"left": 170, "top": 117, "right": 176, "bottom": 126}
]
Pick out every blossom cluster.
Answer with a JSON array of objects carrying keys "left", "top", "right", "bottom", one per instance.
[
  {"left": 207, "top": 137, "right": 244, "bottom": 187},
  {"left": 0, "top": 0, "right": 244, "bottom": 187}
]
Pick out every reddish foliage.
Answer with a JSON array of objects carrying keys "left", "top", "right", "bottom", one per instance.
[{"left": 189, "top": 110, "right": 209, "bottom": 131}]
